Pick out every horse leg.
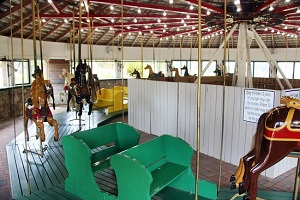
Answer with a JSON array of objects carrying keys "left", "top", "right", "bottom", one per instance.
[
  {"left": 51, "top": 93, "right": 55, "bottom": 110},
  {"left": 47, "top": 117, "right": 59, "bottom": 141},
  {"left": 35, "top": 121, "right": 45, "bottom": 142},
  {"left": 67, "top": 92, "right": 72, "bottom": 112},
  {"left": 230, "top": 158, "right": 246, "bottom": 189},
  {"left": 87, "top": 97, "right": 93, "bottom": 115},
  {"left": 246, "top": 140, "right": 298, "bottom": 200},
  {"left": 24, "top": 112, "right": 30, "bottom": 141},
  {"left": 241, "top": 149, "right": 255, "bottom": 192},
  {"left": 76, "top": 98, "right": 83, "bottom": 116}
]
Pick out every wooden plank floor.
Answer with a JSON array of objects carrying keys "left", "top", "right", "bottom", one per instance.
[
  {"left": 7, "top": 108, "right": 123, "bottom": 199},
  {"left": 7, "top": 108, "right": 299, "bottom": 200}
]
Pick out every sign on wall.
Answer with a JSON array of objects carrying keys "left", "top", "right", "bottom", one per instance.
[
  {"left": 283, "top": 89, "right": 300, "bottom": 99},
  {"left": 243, "top": 89, "right": 275, "bottom": 123}
]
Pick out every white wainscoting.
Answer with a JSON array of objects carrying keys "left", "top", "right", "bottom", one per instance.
[{"left": 128, "top": 79, "right": 297, "bottom": 178}]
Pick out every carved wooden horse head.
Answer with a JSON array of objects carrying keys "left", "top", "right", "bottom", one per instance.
[
  {"left": 170, "top": 67, "right": 180, "bottom": 78},
  {"left": 144, "top": 64, "right": 164, "bottom": 78},
  {"left": 24, "top": 66, "right": 59, "bottom": 142},
  {"left": 130, "top": 69, "right": 141, "bottom": 79},
  {"left": 230, "top": 96, "right": 300, "bottom": 200}
]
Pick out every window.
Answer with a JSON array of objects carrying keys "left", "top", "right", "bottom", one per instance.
[
  {"left": 0, "top": 59, "right": 30, "bottom": 87},
  {"left": 202, "top": 61, "right": 216, "bottom": 76},
  {"left": 295, "top": 62, "right": 300, "bottom": 79},
  {"left": 92, "top": 61, "right": 115, "bottom": 79},
  {"left": 277, "top": 62, "right": 294, "bottom": 79},
  {"left": 253, "top": 62, "right": 270, "bottom": 78}
]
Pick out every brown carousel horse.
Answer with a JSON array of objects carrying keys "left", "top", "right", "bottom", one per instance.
[
  {"left": 170, "top": 67, "right": 180, "bottom": 77},
  {"left": 144, "top": 64, "right": 164, "bottom": 78},
  {"left": 67, "top": 59, "right": 93, "bottom": 116},
  {"left": 24, "top": 66, "right": 59, "bottom": 142},
  {"left": 230, "top": 96, "right": 300, "bottom": 200}
]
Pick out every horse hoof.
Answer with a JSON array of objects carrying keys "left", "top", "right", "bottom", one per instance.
[
  {"left": 243, "top": 195, "right": 250, "bottom": 200},
  {"left": 230, "top": 175, "right": 236, "bottom": 182},
  {"left": 230, "top": 182, "right": 236, "bottom": 190},
  {"left": 54, "top": 136, "right": 59, "bottom": 141},
  {"left": 239, "top": 183, "right": 246, "bottom": 195}
]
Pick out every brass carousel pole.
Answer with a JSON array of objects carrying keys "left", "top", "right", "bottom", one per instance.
[
  {"left": 218, "top": 0, "right": 227, "bottom": 193},
  {"left": 121, "top": 0, "right": 125, "bottom": 122},
  {"left": 20, "top": 0, "right": 31, "bottom": 194},
  {"left": 195, "top": 0, "right": 202, "bottom": 199}
]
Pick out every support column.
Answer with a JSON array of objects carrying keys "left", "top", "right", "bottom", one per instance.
[{"left": 236, "top": 23, "right": 247, "bottom": 87}]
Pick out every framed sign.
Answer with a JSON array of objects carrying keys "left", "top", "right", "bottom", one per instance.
[
  {"left": 243, "top": 89, "right": 275, "bottom": 123},
  {"left": 283, "top": 89, "right": 300, "bottom": 99}
]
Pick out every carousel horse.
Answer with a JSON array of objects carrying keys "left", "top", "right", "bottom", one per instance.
[
  {"left": 170, "top": 67, "right": 180, "bottom": 78},
  {"left": 59, "top": 69, "right": 75, "bottom": 104},
  {"left": 144, "top": 64, "right": 164, "bottom": 78},
  {"left": 24, "top": 66, "right": 59, "bottom": 142},
  {"left": 213, "top": 64, "right": 229, "bottom": 76},
  {"left": 130, "top": 69, "right": 141, "bottom": 79},
  {"left": 181, "top": 65, "right": 190, "bottom": 76},
  {"left": 67, "top": 59, "right": 93, "bottom": 116},
  {"left": 230, "top": 96, "right": 300, "bottom": 200}
]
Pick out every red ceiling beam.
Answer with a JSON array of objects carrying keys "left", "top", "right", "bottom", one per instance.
[
  {"left": 40, "top": 13, "right": 198, "bottom": 20},
  {"left": 47, "top": 0, "right": 60, "bottom": 14},
  {"left": 89, "top": 0, "right": 198, "bottom": 15},
  {"left": 255, "top": 0, "right": 280, "bottom": 12},
  {"left": 0, "top": 0, "right": 32, "bottom": 20},
  {"left": 271, "top": 3, "right": 300, "bottom": 13},
  {"left": 181, "top": 0, "right": 224, "bottom": 14}
]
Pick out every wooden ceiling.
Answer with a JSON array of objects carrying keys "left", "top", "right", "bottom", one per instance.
[{"left": 0, "top": 0, "right": 300, "bottom": 49}]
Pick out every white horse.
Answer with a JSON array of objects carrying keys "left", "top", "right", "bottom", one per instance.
[{"left": 59, "top": 69, "right": 76, "bottom": 109}]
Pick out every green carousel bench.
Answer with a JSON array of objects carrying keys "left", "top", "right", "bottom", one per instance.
[
  {"left": 110, "top": 135, "right": 217, "bottom": 200},
  {"left": 62, "top": 122, "right": 140, "bottom": 200}
]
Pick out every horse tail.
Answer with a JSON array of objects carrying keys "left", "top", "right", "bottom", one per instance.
[{"left": 254, "top": 112, "right": 268, "bottom": 164}]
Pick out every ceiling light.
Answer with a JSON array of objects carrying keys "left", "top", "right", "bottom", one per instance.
[
  {"left": 169, "top": 0, "right": 173, "bottom": 4},
  {"left": 189, "top": 5, "right": 194, "bottom": 10},
  {"left": 166, "top": 37, "right": 169, "bottom": 40},
  {"left": 188, "top": 33, "right": 190, "bottom": 36},
  {"left": 237, "top": 7, "right": 241, "bottom": 12},
  {"left": 150, "top": 30, "right": 153, "bottom": 34},
  {"left": 269, "top": 5, "right": 274, "bottom": 11},
  {"left": 81, "top": 2, "right": 84, "bottom": 7},
  {"left": 42, "top": 18, "right": 46, "bottom": 23},
  {"left": 264, "top": 27, "right": 268, "bottom": 31},
  {"left": 216, "top": 32, "right": 219, "bottom": 35},
  {"left": 95, "top": 28, "right": 99, "bottom": 31},
  {"left": 298, "top": 27, "right": 300, "bottom": 30},
  {"left": 271, "top": 29, "right": 274, "bottom": 32},
  {"left": 184, "top": 23, "right": 187, "bottom": 27},
  {"left": 163, "top": 11, "right": 167, "bottom": 16},
  {"left": 234, "top": 0, "right": 240, "bottom": 5},
  {"left": 179, "top": 34, "right": 183, "bottom": 37},
  {"left": 133, "top": 18, "right": 137, "bottom": 23},
  {"left": 157, "top": 19, "right": 161, "bottom": 23},
  {"left": 206, "top": 10, "right": 210, "bottom": 15},
  {"left": 111, "top": 18, "right": 115, "bottom": 23},
  {"left": 110, "top": 5, "right": 114, "bottom": 10},
  {"left": 127, "top": 26, "right": 131, "bottom": 29},
  {"left": 285, "top": 0, "right": 290, "bottom": 2},
  {"left": 137, "top": 8, "right": 141, "bottom": 13},
  {"left": 86, "top": 18, "right": 90, "bottom": 22},
  {"left": 139, "top": 31, "right": 142, "bottom": 35},
  {"left": 277, "top": 31, "right": 280, "bottom": 34},
  {"left": 163, "top": 29, "right": 166, "bottom": 33},
  {"left": 164, "top": 24, "right": 167, "bottom": 28},
  {"left": 64, "top": 18, "right": 68, "bottom": 23},
  {"left": 119, "top": 33, "right": 122, "bottom": 36},
  {"left": 284, "top": 25, "right": 287, "bottom": 29},
  {"left": 145, "top": 25, "right": 149, "bottom": 29},
  {"left": 282, "top": 32, "right": 285, "bottom": 35},
  {"left": 192, "top": 26, "right": 195, "bottom": 30},
  {"left": 81, "top": 28, "right": 84, "bottom": 32},
  {"left": 181, "top": 19, "right": 185, "bottom": 23},
  {"left": 208, "top": 28, "right": 211, "bottom": 32},
  {"left": 47, "top": 0, "right": 52, "bottom": 3},
  {"left": 172, "top": 35, "right": 175, "bottom": 39},
  {"left": 129, "top": 32, "right": 132, "bottom": 35},
  {"left": 212, "top": 34, "right": 215, "bottom": 37},
  {"left": 176, "top": 27, "right": 180, "bottom": 31},
  {"left": 186, "top": 14, "right": 190, "bottom": 19},
  {"left": 287, "top": 33, "right": 290, "bottom": 36},
  {"left": 160, "top": 38, "right": 162, "bottom": 41},
  {"left": 220, "top": 31, "right": 223, "bottom": 34},
  {"left": 109, "top": 27, "right": 113, "bottom": 30},
  {"left": 297, "top": 8, "right": 300, "bottom": 13}
]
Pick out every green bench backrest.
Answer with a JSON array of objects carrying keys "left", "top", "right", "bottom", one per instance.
[
  {"left": 121, "top": 135, "right": 168, "bottom": 172},
  {"left": 71, "top": 122, "right": 140, "bottom": 151}
]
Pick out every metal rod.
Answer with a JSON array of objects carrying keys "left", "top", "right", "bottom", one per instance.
[
  {"left": 31, "top": 0, "right": 37, "bottom": 68},
  {"left": 293, "top": 158, "right": 300, "bottom": 200},
  {"left": 218, "top": 0, "right": 227, "bottom": 193},
  {"left": 121, "top": 0, "right": 125, "bottom": 122},
  {"left": 195, "top": 0, "right": 202, "bottom": 199}
]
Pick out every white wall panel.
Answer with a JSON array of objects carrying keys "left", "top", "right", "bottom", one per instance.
[{"left": 128, "top": 80, "right": 297, "bottom": 178}]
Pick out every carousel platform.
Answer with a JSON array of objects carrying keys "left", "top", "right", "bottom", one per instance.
[{"left": 5, "top": 108, "right": 300, "bottom": 200}]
